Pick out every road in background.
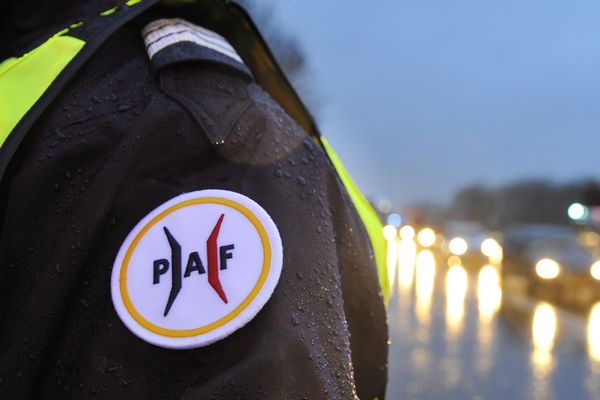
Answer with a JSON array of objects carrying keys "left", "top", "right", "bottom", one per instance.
[{"left": 385, "top": 237, "right": 600, "bottom": 399}]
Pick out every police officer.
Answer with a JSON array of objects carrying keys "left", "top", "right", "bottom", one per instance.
[{"left": 0, "top": 1, "right": 388, "bottom": 399}]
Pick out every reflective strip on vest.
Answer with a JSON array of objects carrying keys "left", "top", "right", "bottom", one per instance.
[
  {"left": 0, "top": 34, "right": 85, "bottom": 148},
  {"left": 320, "top": 137, "right": 389, "bottom": 303}
]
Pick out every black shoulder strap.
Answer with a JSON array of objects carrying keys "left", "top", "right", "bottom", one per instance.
[{"left": 156, "top": 0, "right": 323, "bottom": 140}]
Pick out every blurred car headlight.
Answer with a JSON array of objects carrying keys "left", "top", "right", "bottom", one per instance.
[
  {"left": 417, "top": 228, "right": 436, "bottom": 247},
  {"left": 399, "top": 225, "right": 416, "bottom": 240},
  {"left": 591, "top": 261, "right": 600, "bottom": 281},
  {"left": 535, "top": 258, "right": 560, "bottom": 279},
  {"left": 481, "top": 238, "right": 504, "bottom": 265},
  {"left": 448, "top": 237, "right": 468, "bottom": 256},
  {"left": 383, "top": 224, "right": 397, "bottom": 240},
  {"left": 481, "top": 238, "right": 502, "bottom": 259}
]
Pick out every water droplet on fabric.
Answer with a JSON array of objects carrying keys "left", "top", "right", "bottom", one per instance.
[
  {"left": 105, "top": 365, "right": 119, "bottom": 374},
  {"left": 291, "top": 314, "right": 300, "bottom": 326}
]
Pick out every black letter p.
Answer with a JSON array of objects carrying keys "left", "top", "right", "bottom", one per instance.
[{"left": 153, "top": 259, "right": 169, "bottom": 284}]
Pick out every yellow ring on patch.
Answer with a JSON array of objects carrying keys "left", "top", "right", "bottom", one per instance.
[{"left": 119, "top": 197, "right": 271, "bottom": 338}]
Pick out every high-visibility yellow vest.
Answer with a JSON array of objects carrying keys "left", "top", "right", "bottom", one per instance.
[{"left": 0, "top": 0, "right": 388, "bottom": 302}]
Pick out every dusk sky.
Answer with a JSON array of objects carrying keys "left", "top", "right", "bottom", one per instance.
[{"left": 253, "top": 0, "right": 600, "bottom": 209}]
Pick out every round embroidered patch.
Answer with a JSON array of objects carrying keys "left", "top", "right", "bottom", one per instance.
[{"left": 111, "top": 189, "right": 283, "bottom": 349}]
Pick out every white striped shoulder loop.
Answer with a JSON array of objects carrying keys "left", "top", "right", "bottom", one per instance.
[{"left": 141, "top": 18, "right": 243, "bottom": 64}]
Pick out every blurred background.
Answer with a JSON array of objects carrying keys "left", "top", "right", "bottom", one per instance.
[{"left": 245, "top": 1, "right": 600, "bottom": 399}]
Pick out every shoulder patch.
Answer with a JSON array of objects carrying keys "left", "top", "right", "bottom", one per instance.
[{"left": 111, "top": 189, "right": 283, "bottom": 349}]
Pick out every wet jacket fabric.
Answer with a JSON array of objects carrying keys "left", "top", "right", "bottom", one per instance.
[{"left": 0, "top": 2, "right": 388, "bottom": 399}]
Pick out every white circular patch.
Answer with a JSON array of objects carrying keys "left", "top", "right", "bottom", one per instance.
[{"left": 111, "top": 189, "right": 283, "bottom": 349}]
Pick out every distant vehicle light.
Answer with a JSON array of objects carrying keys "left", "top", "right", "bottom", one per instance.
[
  {"left": 417, "top": 228, "right": 436, "bottom": 247},
  {"left": 481, "top": 238, "right": 503, "bottom": 264},
  {"left": 535, "top": 258, "right": 560, "bottom": 279},
  {"left": 481, "top": 238, "right": 499, "bottom": 256},
  {"left": 568, "top": 202, "right": 589, "bottom": 222},
  {"left": 377, "top": 198, "right": 392, "bottom": 214},
  {"left": 399, "top": 225, "right": 416, "bottom": 240},
  {"left": 448, "top": 237, "right": 468, "bottom": 256},
  {"left": 591, "top": 261, "right": 600, "bottom": 281},
  {"left": 582, "top": 231, "right": 600, "bottom": 248},
  {"left": 387, "top": 213, "right": 402, "bottom": 227},
  {"left": 383, "top": 224, "right": 397, "bottom": 240},
  {"left": 447, "top": 255, "right": 462, "bottom": 267}
]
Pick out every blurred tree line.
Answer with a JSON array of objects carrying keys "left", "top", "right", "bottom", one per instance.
[
  {"left": 446, "top": 180, "right": 600, "bottom": 229},
  {"left": 238, "top": 0, "right": 319, "bottom": 115}
]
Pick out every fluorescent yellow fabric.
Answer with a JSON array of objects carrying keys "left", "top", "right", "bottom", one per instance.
[
  {"left": 320, "top": 137, "right": 389, "bottom": 303},
  {"left": 0, "top": 34, "right": 85, "bottom": 147}
]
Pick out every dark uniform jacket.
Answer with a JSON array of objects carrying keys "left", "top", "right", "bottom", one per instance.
[{"left": 0, "top": 1, "right": 388, "bottom": 399}]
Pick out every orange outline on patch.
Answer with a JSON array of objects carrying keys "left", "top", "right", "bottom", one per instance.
[{"left": 119, "top": 197, "right": 271, "bottom": 338}]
